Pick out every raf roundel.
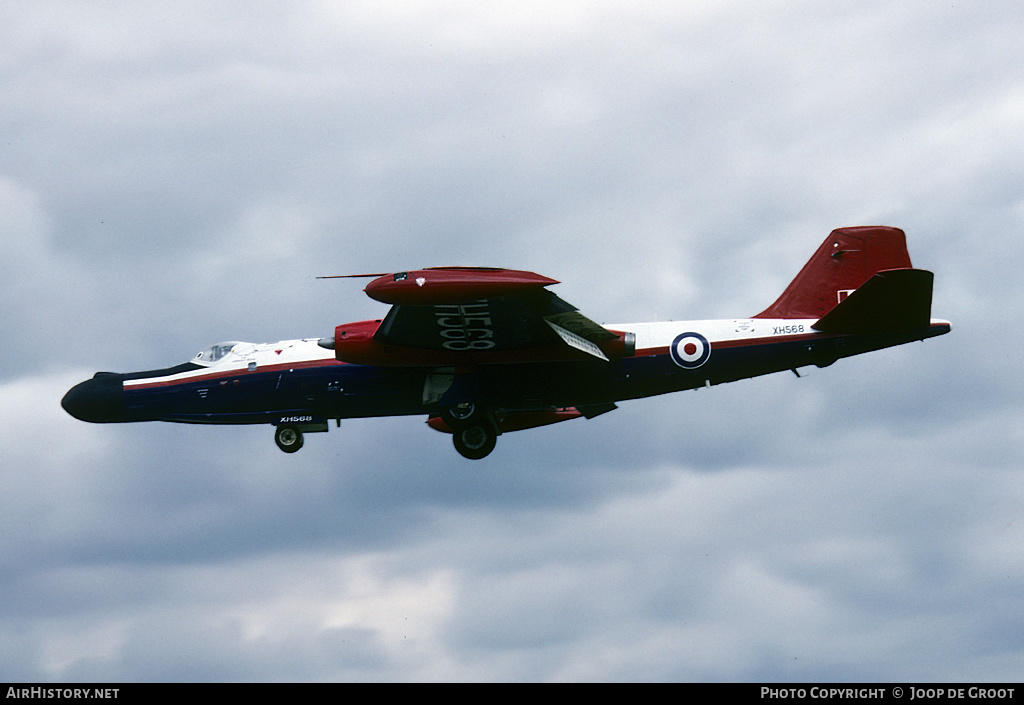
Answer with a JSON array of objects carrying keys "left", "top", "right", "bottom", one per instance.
[{"left": 670, "top": 332, "right": 711, "bottom": 369}]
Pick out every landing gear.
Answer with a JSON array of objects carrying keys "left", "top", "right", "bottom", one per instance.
[
  {"left": 438, "top": 402, "right": 499, "bottom": 459},
  {"left": 272, "top": 418, "right": 329, "bottom": 453},
  {"left": 440, "top": 402, "right": 481, "bottom": 429},
  {"left": 275, "top": 425, "right": 304, "bottom": 453},
  {"left": 452, "top": 424, "right": 497, "bottom": 460}
]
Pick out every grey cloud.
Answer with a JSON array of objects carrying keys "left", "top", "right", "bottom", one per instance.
[{"left": 1, "top": 0, "right": 1020, "bottom": 682}]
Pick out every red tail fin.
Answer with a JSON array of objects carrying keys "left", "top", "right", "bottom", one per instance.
[{"left": 753, "top": 226, "right": 913, "bottom": 319}]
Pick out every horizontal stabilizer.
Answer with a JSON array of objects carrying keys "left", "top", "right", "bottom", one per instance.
[{"left": 812, "top": 268, "right": 933, "bottom": 334}]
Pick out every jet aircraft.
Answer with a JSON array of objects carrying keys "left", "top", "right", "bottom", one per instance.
[{"left": 62, "top": 226, "right": 950, "bottom": 459}]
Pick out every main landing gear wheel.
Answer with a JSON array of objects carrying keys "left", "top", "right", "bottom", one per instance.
[
  {"left": 441, "top": 402, "right": 481, "bottom": 429},
  {"left": 453, "top": 424, "right": 497, "bottom": 460},
  {"left": 275, "top": 425, "right": 304, "bottom": 453}
]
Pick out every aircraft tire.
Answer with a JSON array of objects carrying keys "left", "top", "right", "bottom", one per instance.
[
  {"left": 275, "top": 425, "right": 304, "bottom": 453},
  {"left": 453, "top": 424, "right": 496, "bottom": 460},
  {"left": 441, "top": 402, "right": 481, "bottom": 429}
]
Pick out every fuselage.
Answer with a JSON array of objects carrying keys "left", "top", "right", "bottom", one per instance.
[{"left": 61, "top": 317, "right": 951, "bottom": 427}]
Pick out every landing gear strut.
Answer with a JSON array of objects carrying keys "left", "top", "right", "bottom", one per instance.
[{"left": 275, "top": 425, "right": 304, "bottom": 453}]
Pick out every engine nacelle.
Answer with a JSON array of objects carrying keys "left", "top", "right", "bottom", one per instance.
[
  {"left": 597, "top": 330, "right": 636, "bottom": 359},
  {"left": 319, "top": 319, "right": 457, "bottom": 366},
  {"left": 318, "top": 321, "right": 636, "bottom": 366},
  {"left": 427, "top": 408, "right": 585, "bottom": 434}
]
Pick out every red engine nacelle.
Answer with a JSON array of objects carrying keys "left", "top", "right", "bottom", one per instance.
[
  {"left": 322, "top": 321, "right": 636, "bottom": 367},
  {"left": 427, "top": 408, "right": 585, "bottom": 434},
  {"left": 324, "top": 319, "right": 460, "bottom": 367}
]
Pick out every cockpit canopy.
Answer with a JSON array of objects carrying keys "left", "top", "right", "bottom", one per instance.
[{"left": 194, "top": 341, "right": 246, "bottom": 366}]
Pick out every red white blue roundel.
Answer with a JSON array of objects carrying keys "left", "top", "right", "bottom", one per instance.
[{"left": 670, "top": 332, "right": 711, "bottom": 368}]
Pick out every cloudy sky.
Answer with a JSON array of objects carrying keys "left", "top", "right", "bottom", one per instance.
[{"left": 2, "top": 0, "right": 1022, "bottom": 682}]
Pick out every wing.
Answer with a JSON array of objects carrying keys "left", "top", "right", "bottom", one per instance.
[{"left": 326, "top": 267, "right": 633, "bottom": 366}]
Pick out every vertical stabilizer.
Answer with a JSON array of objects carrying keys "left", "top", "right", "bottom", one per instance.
[{"left": 753, "top": 226, "right": 913, "bottom": 319}]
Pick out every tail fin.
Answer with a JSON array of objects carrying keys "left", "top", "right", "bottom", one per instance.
[{"left": 754, "top": 226, "right": 913, "bottom": 320}]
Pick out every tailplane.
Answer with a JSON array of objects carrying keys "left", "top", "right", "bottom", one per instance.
[
  {"left": 754, "top": 226, "right": 914, "bottom": 320},
  {"left": 811, "top": 268, "right": 933, "bottom": 333}
]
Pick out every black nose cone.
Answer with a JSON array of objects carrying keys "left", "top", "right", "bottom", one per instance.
[{"left": 61, "top": 373, "right": 127, "bottom": 423}]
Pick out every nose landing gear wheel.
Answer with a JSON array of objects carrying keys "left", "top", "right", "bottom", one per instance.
[
  {"left": 452, "top": 424, "right": 497, "bottom": 460},
  {"left": 275, "top": 425, "right": 304, "bottom": 453}
]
